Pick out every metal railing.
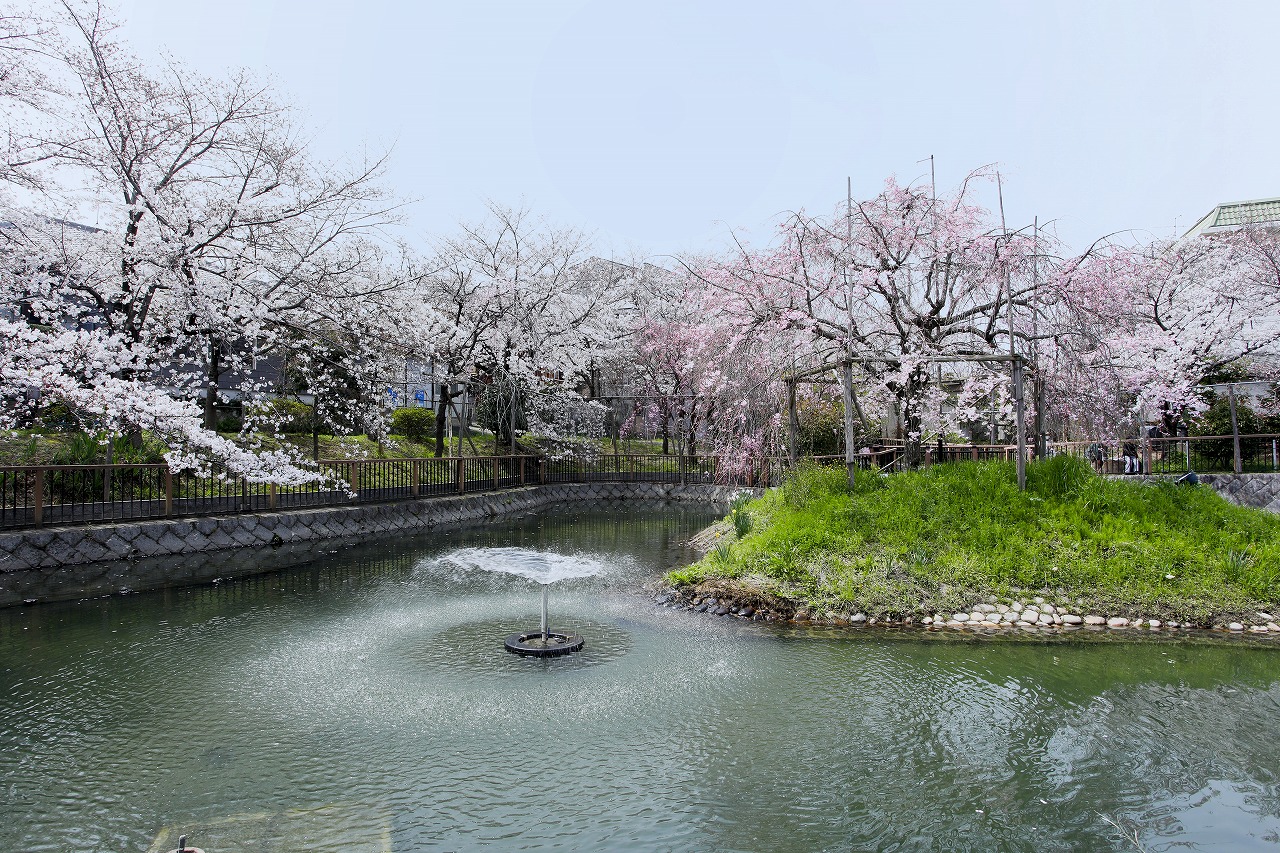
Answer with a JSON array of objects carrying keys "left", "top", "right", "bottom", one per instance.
[
  {"left": 1049, "top": 435, "right": 1280, "bottom": 476},
  {"left": 5, "top": 436, "right": 1276, "bottom": 532},
  {"left": 0, "top": 454, "right": 753, "bottom": 531}
]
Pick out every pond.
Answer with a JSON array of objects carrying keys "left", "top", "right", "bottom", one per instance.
[{"left": 2, "top": 503, "right": 1280, "bottom": 852}]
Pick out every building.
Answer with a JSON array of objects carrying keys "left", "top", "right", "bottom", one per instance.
[{"left": 1182, "top": 197, "right": 1280, "bottom": 239}]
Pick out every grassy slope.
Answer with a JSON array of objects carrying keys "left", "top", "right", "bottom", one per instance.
[{"left": 670, "top": 457, "right": 1280, "bottom": 623}]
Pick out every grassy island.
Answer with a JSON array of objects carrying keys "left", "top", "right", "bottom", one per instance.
[{"left": 669, "top": 457, "right": 1280, "bottom": 626}]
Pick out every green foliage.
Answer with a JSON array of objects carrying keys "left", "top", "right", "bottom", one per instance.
[
  {"left": 251, "top": 399, "right": 314, "bottom": 434},
  {"left": 796, "top": 398, "right": 846, "bottom": 456},
  {"left": 35, "top": 402, "right": 80, "bottom": 431},
  {"left": 50, "top": 432, "right": 166, "bottom": 465},
  {"left": 390, "top": 407, "right": 436, "bottom": 444},
  {"left": 1192, "top": 393, "right": 1262, "bottom": 437},
  {"left": 732, "top": 502, "right": 753, "bottom": 538},
  {"left": 671, "top": 459, "right": 1280, "bottom": 619}
]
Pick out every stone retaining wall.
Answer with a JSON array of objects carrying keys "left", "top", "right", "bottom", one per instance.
[
  {"left": 0, "top": 483, "right": 751, "bottom": 607},
  {"left": 1125, "top": 472, "right": 1280, "bottom": 514},
  {"left": 1198, "top": 473, "right": 1280, "bottom": 513}
]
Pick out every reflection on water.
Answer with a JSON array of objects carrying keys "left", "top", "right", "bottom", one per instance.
[{"left": 1, "top": 504, "right": 1280, "bottom": 852}]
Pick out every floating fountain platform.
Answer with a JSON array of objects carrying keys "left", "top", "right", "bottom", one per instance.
[
  {"left": 503, "top": 584, "right": 585, "bottom": 657},
  {"left": 504, "top": 629, "right": 585, "bottom": 657}
]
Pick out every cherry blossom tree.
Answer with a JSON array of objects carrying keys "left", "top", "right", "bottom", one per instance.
[
  {"left": 1048, "top": 229, "right": 1280, "bottom": 436},
  {"left": 689, "top": 171, "right": 1043, "bottom": 465},
  {"left": 0, "top": 1, "right": 405, "bottom": 482},
  {"left": 412, "top": 203, "right": 630, "bottom": 456}
]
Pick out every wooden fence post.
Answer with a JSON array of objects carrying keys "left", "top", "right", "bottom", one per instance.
[
  {"left": 520, "top": 456, "right": 526, "bottom": 485},
  {"left": 164, "top": 468, "right": 174, "bottom": 516},
  {"left": 493, "top": 457, "right": 500, "bottom": 491},
  {"left": 411, "top": 460, "right": 420, "bottom": 497},
  {"left": 457, "top": 457, "right": 465, "bottom": 495},
  {"left": 32, "top": 467, "right": 44, "bottom": 526}
]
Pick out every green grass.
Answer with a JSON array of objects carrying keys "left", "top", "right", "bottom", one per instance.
[{"left": 669, "top": 457, "right": 1280, "bottom": 623}]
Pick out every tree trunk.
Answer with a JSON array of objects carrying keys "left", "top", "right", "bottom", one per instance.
[
  {"left": 434, "top": 383, "right": 454, "bottom": 458},
  {"left": 203, "top": 339, "right": 222, "bottom": 431}
]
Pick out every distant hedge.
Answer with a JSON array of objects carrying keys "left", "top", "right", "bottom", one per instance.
[{"left": 391, "top": 407, "right": 435, "bottom": 444}]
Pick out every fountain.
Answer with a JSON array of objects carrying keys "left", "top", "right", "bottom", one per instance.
[
  {"left": 503, "top": 583, "right": 585, "bottom": 656},
  {"left": 435, "top": 547, "right": 600, "bottom": 657}
]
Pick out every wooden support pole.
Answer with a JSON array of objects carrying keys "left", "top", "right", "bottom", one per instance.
[
  {"left": 787, "top": 378, "right": 799, "bottom": 466},
  {"left": 268, "top": 482, "right": 278, "bottom": 510},
  {"left": 1013, "top": 356, "right": 1026, "bottom": 491},
  {"left": 32, "top": 467, "right": 44, "bottom": 526},
  {"left": 410, "top": 461, "right": 420, "bottom": 497},
  {"left": 457, "top": 457, "right": 465, "bottom": 495},
  {"left": 164, "top": 468, "right": 174, "bottom": 516},
  {"left": 840, "top": 360, "right": 858, "bottom": 487},
  {"left": 1229, "top": 384, "right": 1243, "bottom": 475}
]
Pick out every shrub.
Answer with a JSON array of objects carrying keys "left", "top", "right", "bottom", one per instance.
[{"left": 391, "top": 407, "right": 436, "bottom": 444}]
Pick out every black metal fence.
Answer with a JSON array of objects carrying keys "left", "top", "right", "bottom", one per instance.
[
  {"left": 1049, "top": 435, "right": 1280, "bottom": 476},
  {"left": 5, "top": 436, "right": 1277, "bottom": 532},
  {"left": 0, "top": 454, "right": 755, "bottom": 532}
]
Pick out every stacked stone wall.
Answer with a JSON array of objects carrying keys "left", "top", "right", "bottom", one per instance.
[
  {"left": 1114, "top": 472, "right": 1280, "bottom": 512},
  {"left": 0, "top": 483, "right": 754, "bottom": 606},
  {"left": 1196, "top": 473, "right": 1280, "bottom": 513}
]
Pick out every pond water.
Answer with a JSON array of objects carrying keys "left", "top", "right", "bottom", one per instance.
[{"left": 3, "top": 504, "right": 1280, "bottom": 852}]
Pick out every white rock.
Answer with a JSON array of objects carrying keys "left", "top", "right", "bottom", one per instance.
[
  {"left": 1257, "top": 612, "right": 1275, "bottom": 622},
  {"left": 1147, "top": 619, "right": 1161, "bottom": 628},
  {"left": 1002, "top": 612, "right": 1019, "bottom": 623},
  {"left": 1011, "top": 602, "right": 1024, "bottom": 613},
  {"left": 1229, "top": 622, "right": 1245, "bottom": 631},
  {"left": 1033, "top": 596, "right": 1045, "bottom": 605},
  {"left": 1038, "top": 613, "right": 1053, "bottom": 625},
  {"left": 922, "top": 616, "right": 933, "bottom": 624},
  {"left": 996, "top": 604, "right": 1009, "bottom": 614},
  {"left": 1023, "top": 608, "right": 1040, "bottom": 622},
  {"left": 945, "top": 620, "right": 964, "bottom": 627},
  {"left": 1084, "top": 615, "right": 1106, "bottom": 625},
  {"left": 953, "top": 613, "right": 970, "bottom": 623},
  {"left": 1250, "top": 625, "right": 1269, "bottom": 633},
  {"left": 1167, "top": 621, "right": 1179, "bottom": 628},
  {"left": 1042, "top": 603, "right": 1057, "bottom": 615},
  {"left": 1107, "top": 617, "right": 1129, "bottom": 628},
  {"left": 851, "top": 613, "right": 868, "bottom": 623},
  {"left": 1061, "top": 614, "right": 1083, "bottom": 625},
  {"left": 1268, "top": 622, "right": 1280, "bottom": 632},
  {"left": 969, "top": 612, "right": 984, "bottom": 623},
  {"left": 1051, "top": 614, "right": 1062, "bottom": 625}
]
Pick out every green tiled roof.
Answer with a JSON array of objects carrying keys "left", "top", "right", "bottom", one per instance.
[{"left": 1213, "top": 199, "right": 1280, "bottom": 227}]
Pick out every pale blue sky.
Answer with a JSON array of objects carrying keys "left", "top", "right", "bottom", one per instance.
[{"left": 117, "top": 0, "right": 1278, "bottom": 259}]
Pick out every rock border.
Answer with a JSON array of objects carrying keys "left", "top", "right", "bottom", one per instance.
[{"left": 653, "top": 582, "right": 1280, "bottom": 638}]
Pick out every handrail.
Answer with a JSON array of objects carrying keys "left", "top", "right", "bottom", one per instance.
[{"left": 5, "top": 437, "right": 1280, "bottom": 532}]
